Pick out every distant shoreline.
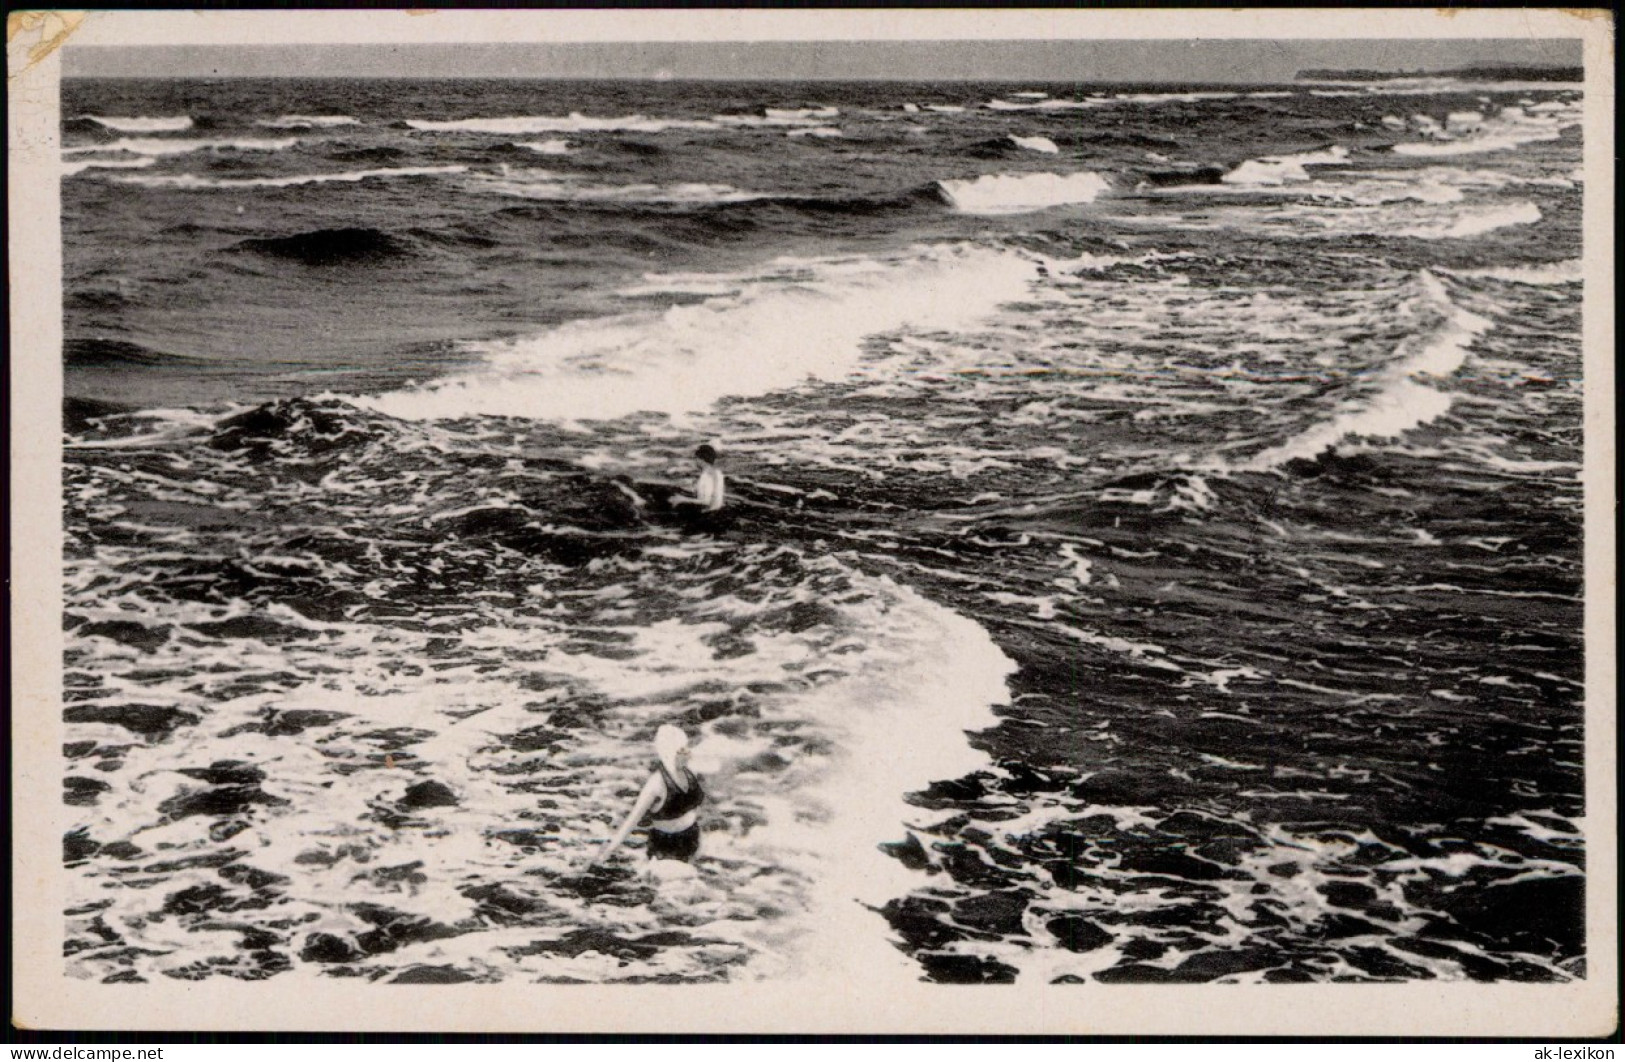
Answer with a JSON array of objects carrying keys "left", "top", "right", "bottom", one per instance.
[{"left": 1297, "top": 64, "right": 1583, "bottom": 83}]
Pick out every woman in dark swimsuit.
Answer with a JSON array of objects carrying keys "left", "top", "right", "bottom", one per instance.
[{"left": 590, "top": 725, "right": 705, "bottom": 867}]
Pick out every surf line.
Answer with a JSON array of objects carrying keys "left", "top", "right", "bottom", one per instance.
[
  {"left": 756, "top": 574, "right": 1016, "bottom": 986},
  {"left": 1235, "top": 269, "right": 1492, "bottom": 472}
]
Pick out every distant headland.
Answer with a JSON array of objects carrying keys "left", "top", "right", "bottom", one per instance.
[{"left": 1296, "top": 64, "right": 1583, "bottom": 83}]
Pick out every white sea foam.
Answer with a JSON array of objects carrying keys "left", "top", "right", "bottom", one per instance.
[
  {"left": 1392, "top": 100, "right": 1579, "bottom": 157},
  {"left": 764, "top": 106, "right": 838, "bottom": 120},
  {"left": 1399, "top": 201, "right": 1541, "bottom": 239},
  {"left": 925, "top": 104, "right": 966, "bottom": 114},
  {"left": 110, "top": 165, "right": 467, "bottom": 190},
  {"left": 467, "top": 171, "right": 764, "bottom": 204},
  {"left": 937, "top": 171, "right": 1111, "bottom": 214},
  {"left": 1107, "top": 91, "right": 1242, "bottom": 105},
  {"left": 1008, "top": 135, "right": 1060, "bottom": 154},
  {"left": 407, "top": 114, "right": 718, "bottom": 135},
  {"left": 82, "top": 114, "right": 192, "bottom": 133},
  {"left": 256, "top": 115, "right": 359, "bottom": 129},
  {"left": 1444, "top": 259, "right": 1582, "bottom": 286},
  {"left": 62, "top": 136, "right": 299, "bottom": 158},
  {"left": 62, "top": 156, "right": 158, "bottom": 177},
  {"left": 780, "top": 579, "right": 1014, "bottom": 981},
  {"left": 1239, "top": 272, "right": 1491, "bottom": 470},
  {"left": 357, "top": 244, "right": 1039, "bottom": 422},
  {"left": 987, "top": 97, "right": 1100, "bottom": 112},
  {"left": 515, "top": 139, "right": 572, "bottom": 155},
  {"left": 785, "top": 126, "right": 842, "bottom": 139},
  {"left": 408, "top": 110, "right": 835, "bottom": 136},
  {"left": 1394, "top": 134, "right": 1561, "bottom": 158},
  {"left": 1222, "top": 145, "right": 1351, "bottom": 186}
]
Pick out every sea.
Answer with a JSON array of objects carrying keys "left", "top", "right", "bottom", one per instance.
[{"left": 58, "top": 75, "right": 1587, "bottom": 986}]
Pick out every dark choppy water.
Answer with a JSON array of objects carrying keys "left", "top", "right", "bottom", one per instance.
[{"left": 61, "top": 76, "right": 1586, "bottom": 985}]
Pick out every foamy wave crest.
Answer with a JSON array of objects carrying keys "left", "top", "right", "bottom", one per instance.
[
  {"left": 1107, "top": 91, "right": 1242, "bottom": 105},
  {"left": 937, "top": 172, "right": 1110, "bottom": 214},
  {"left": 1222, "top": 145, "right": 1351, "bottom": 186},
  {"left": 772, "top": 577, "right": 1014, "bottom": 980},
  {"left": 987, "top": 97, "right": 1099, "bottom": 112},
  {"left": 516, "top": 139, "right": 572, "bottom": 155},
  {"left": 408, "top": 114, "right": 718, "bottom": 135},
  {"left": 257, "top": 115, "right": 360, "bottom": 129},
  {"left": 467, "top": 171, "right": 763, "bottom": 204},
  {"left": 111, "top": 166, "right": 467, "bottom": 190},
  {"left": 1009, "top": 135, "right": 1060, "bottom": 154},
  {"left": 1400, "top": 201, "right": 1541, "bottom": 240},
  {"left": 62, "top": 156, "right": 158, "bottom": 178},
  {"left": 1392, "top": 101, "right": 1579, "bottom": 157},
  {"left": 408, "top": 110, "right": 835, "bottom": 136},
  {"left": 764, "top": 107, "right": 838, "bottom": 120},
  {"left": 785, "top": 126, "right": 842, "bottom": 139},
  {"left": 83, "top": 115, "right": 192, "bottom": 133},
  {"left": 1445, "top": 259, "right": 1582, "bottom": 286},
  {"left": 1239, "top": 272, "right": 1490, "bottom": 470},
  {"left": 62, "top": 136, "right": 299, "bottom": 158},
  {"left": 1315, "top": 177, "right": 1464, "bottom": 205},
  {"left": 357, "top": 244, "right": 1040, "bottom": 422}
]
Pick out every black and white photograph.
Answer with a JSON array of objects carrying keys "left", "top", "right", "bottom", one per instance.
[{"left": 9, "top": 8, "right": 1615, "bottom": 1036}]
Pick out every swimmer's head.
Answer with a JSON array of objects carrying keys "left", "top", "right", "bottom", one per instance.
[
  {"left": 694, "top": 444, "right": 718, "bottom": 465},
  {"left": 654, "top": 724, "right": 691, "bottom": 775}
]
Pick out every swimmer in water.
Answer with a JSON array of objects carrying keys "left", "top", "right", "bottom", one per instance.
[
  {"left": 589, "top": 724, "right": 705, "bottom": 867},
  {"left": 670, "top": 444, "right": 725, "bottom": 513}
]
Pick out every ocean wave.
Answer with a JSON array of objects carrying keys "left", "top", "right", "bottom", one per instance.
[
  {"left": 467, "top": 171, "right": 765, "bottom": 205},
  {"left": 1392, "top": 134, "right": 1566, "bottom": 158},
  {"left": 1222, "top": 145, "right": 1351, "bottom": 186},
  {"left": 986, "top": 97, "right": 1099, "bottom": 112},
  {"left": 516, "top": 139, "right": 572, "bottom": 155},
  {"left": 65, "top": 338, "right": 196, "bottom": 368},
  {"left": 356, "top": 244, "right": 1040, "bottom": 422},
  {"left": 233, "top": 227, "right": 418, "bottom": 266},
  {"left": 256, "top": 115, "right": 360, "bottom": 129},
  {"left": 81, "top": 115, "right": 193, "bottom": 133},
  {"left": 62, "top": 156, "right": 158, "bottom": 178},
  {"left": 407, "top": 114, "right": 718, "bottom": 135},
  {"left": 63, "top": 136, "right": 299, "bottom": 158},
  {"left": 1391, "top": 102, "right": 1578, "bottom": 157},
  {"left": 1238, "top": 272, "right": 1490, "bottom": 470},
  {"left": 1444, "top": 259, "right": 1582, "bottom": 286},
  {"left": 785, "top": 126, "right": 842, "bottom": 139},
  {"left": 1105, "top": 91, "right": 1243, "bottom": 105},
  {"left": 937, "top": 172, "right": 1111, "bottom": 214},
  {"left": 1009, "top": 136, "right": 1060, "bottom": 155},
  {"left": 408, "top": 110, "right": 836, "bottom": 137},
  {"left": 111, "top": 165, "right": 467, "bottom": 191},
  {"left": 1398, "top": 201, "right": 1542, "bottom": 239},
  {"left": 764, "top": 106, "right": 838, "bottom": 120}
]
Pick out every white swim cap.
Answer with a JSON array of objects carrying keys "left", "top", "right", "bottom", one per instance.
[{"left": 654, "top": 724, "right": 690, "bottom": 775}]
